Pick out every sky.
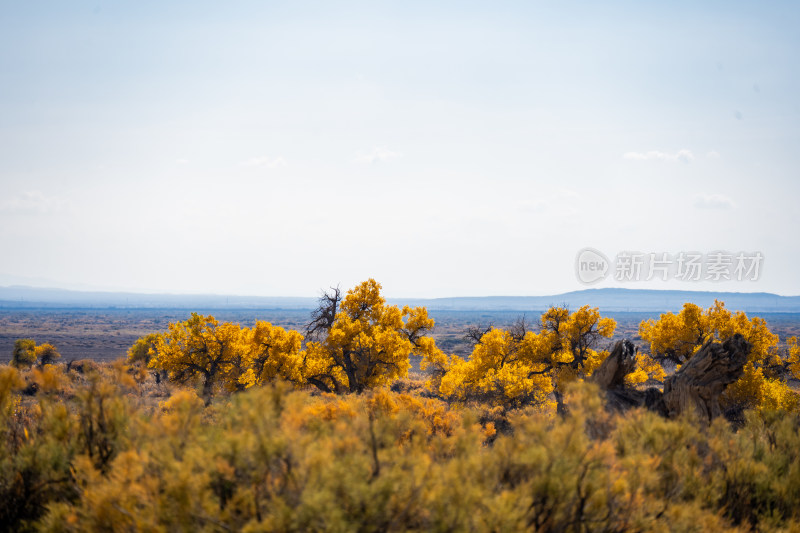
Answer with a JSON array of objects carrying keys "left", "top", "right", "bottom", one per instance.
[{"left": 1, "top": 1, "right": 799, "bottom": 298}]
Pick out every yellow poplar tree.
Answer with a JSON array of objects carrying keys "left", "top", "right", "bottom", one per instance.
[
  {"left": 34, "top": 343, "right": 61, "bottom": 367},
  {"left": 149, "top": 313, "right": 245, "bottom": 401},
  {"left": 438, "top": 327, "right": 556, "bottom": 409},
  {"left": 436, "top": 305, "right": 640, "bottom": 410},
  {"left": 303, "top": 279, "right": 443, "bottom": 393},
  {"left": 638, "top": 303, "right": 707, "bottom": 364},
  {"left": 11, "top": 339, "right": 37, "bottom": 369},
  {"left": 126, "top": 333, "right": 160, "bottom": 367},
  {"left": 639, "top": 300, "right": 797, "bottom": 411}
]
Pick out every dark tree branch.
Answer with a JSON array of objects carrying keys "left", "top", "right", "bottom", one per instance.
[
  {"left": 508, "top": 315, "right": 530, "bottom": 342},
  {"left": 305, "top": 286, "right": 341, "bottom": 342},
  {"left": 465, "top": 323, "right": 493, "bottom": 346}
]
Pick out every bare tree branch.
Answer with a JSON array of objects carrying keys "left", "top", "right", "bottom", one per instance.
[
  {"left": 305, "top": 286, "right": 341, "bottom": 342},
  {"left": 508, "top": 315, "right": 530, "bottom": 342},
  {"left": 465, "top": 323, "right": 493, "bottom": 346}
]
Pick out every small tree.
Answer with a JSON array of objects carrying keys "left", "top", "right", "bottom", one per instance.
[
  {"left": 148, "top": 314, "right": 244, "bottom": 402},
  {"left": 11, "top": 339, "right": 37, "bottom": 369},
  {"left": 34, "top": 343, "right": 61, "bottom": 367},
  {"left": 141, "top": 315, "right": 308, "bottom": 399},
  {"left": 127, "top": 333, "right": 165, "bottom": 384},
  {"left": 434, "top": 306, "right": 654, "bottom": 411},
  {"left": 127, "top": 333, "right": 160, "bottom": 367}
]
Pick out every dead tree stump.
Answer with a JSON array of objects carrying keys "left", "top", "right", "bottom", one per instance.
[
  {"left": 591, "top": 339, "right": 637, "bottom": 390},
  {"left": 661, "top": 334, "right": 750, "bottom": 421},
  {"left": 590, "top": 339, "right": 667, "bottom": 415},
  {"left": 591, "top": 334, "right": 751, "bottom": 422}
]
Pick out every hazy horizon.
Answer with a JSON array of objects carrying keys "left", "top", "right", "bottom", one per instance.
[{"left": 1, "top": 279, "right": 799, "bottom": 300}]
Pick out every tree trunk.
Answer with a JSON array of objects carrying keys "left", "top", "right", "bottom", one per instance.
[
  {"left": 202, "top": 373, "right": 214, "bottom": 406},
  {"left": 590, "top": 339, "right": 637, "bottom": 390},
  {"left": 661, "top": 334, "right": 750, "bottom": 422},
  {"left": 591, "top": 334, "right": 750, "bottom": 422}
]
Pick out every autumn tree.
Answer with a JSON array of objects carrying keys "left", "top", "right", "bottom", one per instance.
[
  {"left": 11, "top": 339, "right": 61, "bottom": 369},
  {"left": 639, "top": 300, "right": 797, "bottom": 411},
  {"left": 303, "top": 279, "right": 445, "bottom": 393},
  {"left": 435, "top": 305, "right": 662, "bottom": 411},
  {"left": 438, "top": 326, "right": 556, "bottom": 409},
  {"left": 148, "top": 313, "right": 245, "bottom": 402},
  {"left": 126, "top": 333, "right": 159, "bottom": 368},
  {"left": 126, "top": 333, "right": 164, "bottom": 384},
  {"left": 35, "top": 343, "right": 61, "bottom": 367},
  {"left": 143, "top": 315, "right": 306, "bottom": 400},
  {"left": 11, "top": 339, "right": 37, "bottom": 369}
]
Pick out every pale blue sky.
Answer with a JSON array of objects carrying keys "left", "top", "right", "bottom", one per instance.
[{"left": 1, "top": 1, "right": 799, "bottom": 297}]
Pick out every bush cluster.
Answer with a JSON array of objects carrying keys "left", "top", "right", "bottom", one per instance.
[{"left": 4, "top": 364, "right": 800, "bottom": 531}]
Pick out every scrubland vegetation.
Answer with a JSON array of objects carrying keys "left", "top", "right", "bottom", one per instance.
[{"left": 3, "top": 279, "right": 800, "bottom": 531}]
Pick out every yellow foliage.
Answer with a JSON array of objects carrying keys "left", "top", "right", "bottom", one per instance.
[
  {"left": 238, "top": 321, "right": 304, "bottom": 388},
  {"left": 724, "top": 362, "right": 799, "bottom": 412},
  {"left": 788, "top": 336, "right": 800, "bottom": 380},
  {"left": 581, "top": 348, "right": 610, "bottom": 377},
  {"left": 32, "top": 365, "right": 69, "bottom": 396},
  {"left": 300, "top": 394, "right": 358, "bottom": 423},
  {"left": 367, "top": 388, "right": 465, "bottom": 439},
  {"left": 640, "top": 300, "right": 779, "bottom": 366},
  {"left": 161, "top": 388, "right": 206, "bottom": 413},
  {"left": 10, "top": 373, "right": 800, "bottom": 531},
  {"left": 438, "top": 306, "right": 635, "bottom": 412},
  {"left": 625, "top": 353, "right": 666, "bottom": 386},
  {"left": 0, "top": 366, "right": 24, "bottom": 427},
  {"left": 137, "top": 281, "right": 446, "bottom": 402},
  {"left": 639, "top": 303, "right": 708, "bottom": 363},
  {"left": 147, "top": 313, "right": 305, "bottom": 401},
  {"left": 34, "top": 342, "right": 61, "bottom": 366},
  {"left": 126, "top": 333, "right": 159, "bottom": 366},
  {"left": 11, "top": 339, "right": 37, "bottom": 369},
  {"left": 640, "top": 300, "right": 793, "bottom": 412},
  {"left": 149, "top": 313, "right": 245, "bottom": 399},
  {"left": 303, "top": 279, "right": 442, "bottom": 394}
]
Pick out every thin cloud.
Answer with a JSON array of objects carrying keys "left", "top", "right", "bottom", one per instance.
[
  {"left": 0, "top": 191, "right": 68, "bottom": 214},
  {"left": 240, "top": 156, "right": 288, "bottom": 169},
  {"left": 694, "top": 194, "right": 736, "bottom": 210},
  {"left": 706, "top": 150, "right": 721, "bottom": 159},
  {"left": 354, "top": 146, "right": 402, "bottom": 164},
  {"left": 623, "top": 149, "right": 695, "bottom": 163}
]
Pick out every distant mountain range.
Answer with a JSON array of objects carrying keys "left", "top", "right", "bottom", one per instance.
[{"left": 1, "top": 285, "right": 799, "bottom": 313}]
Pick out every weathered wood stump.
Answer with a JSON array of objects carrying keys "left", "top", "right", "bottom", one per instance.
[
  {"left": 591, "top": 334, "right": 751, "bottom": 422},
  {"left": 590, "top": 339, "right": 668, "bottom": 415},
  {"left": 591, "top": 339, "right": 637, "bottom": 390},
  {"left": 661, "top": 334, "right": 750, "bottom": 421}
]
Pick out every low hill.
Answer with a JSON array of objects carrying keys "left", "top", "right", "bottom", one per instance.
[
  {"left": 396, "top": 288, "right": 800, "bottom": 313},
  {"left": 1, "top": 286, "right": 799, "bottom": 313}
]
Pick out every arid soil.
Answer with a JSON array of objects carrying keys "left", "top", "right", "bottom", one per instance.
[{"left": 2, "top": 308, "right": 799, "bottom": 366}]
